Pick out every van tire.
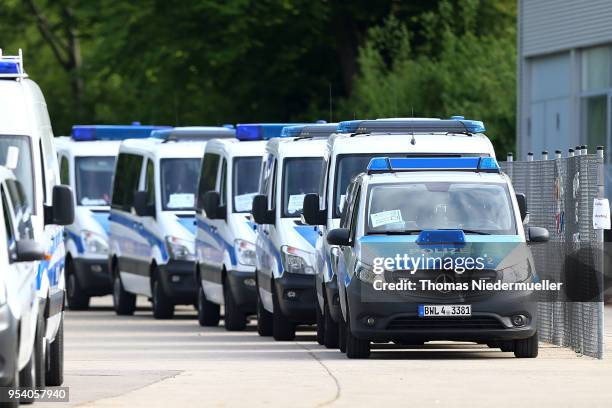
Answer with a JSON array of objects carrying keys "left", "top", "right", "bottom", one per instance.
[
  {"left": 513, "top": 332, "right": 538, "bottom": 358},
  {"left": 34, "top": 310, "right": 46, "bottom": 388},
  {"left": 272, "top": 285, "right": 295, "bottom": 341},
  {"left": 66, "top": 260, "right": 90, "bottom": 310},
  {"left": 45, "top": 315, "right": 64, "bottom": 386},
  {"left": 315, "top": 302, "right": 325, "bottom": 345},
  {"left": 19, "top": 336, "right": 36, "bottom": 403},
  {"left": 112, "top": 267, "right": 136, "bottom": 316},
  {"left": 152, "top": 279, "right": 174, "bottom": 319},
  {"left": 338, "top": 314, "right": 347, "bottom": 353},
  {"left": 323, "top": 301, "right": 339, "bottom": 349},
  {"left": 197, "top": 286, "right": 220, "bottom": 327},
  {"left": 256, "top": 288, "right": 273, "bottom": 336},
  {"left": 345, "top": 314, "right": 370, "bottom": 359},
  {"left": 223, "top": 283, "right": 246, "bottom": 331}
]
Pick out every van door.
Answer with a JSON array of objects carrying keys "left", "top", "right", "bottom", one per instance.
[{"left": 109, "top": 153, "right": 148, "bottom": 295}]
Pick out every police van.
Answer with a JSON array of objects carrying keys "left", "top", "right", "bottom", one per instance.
[
  {"left": 302, "top": 118, "right": 497, "bottom": 349},
  {"left": 0, "top": 166, "right": 48, "bottom": 404},
  {"left": 327, "top": 156, "right": 548, "bottom": 358},
  {"left": 55, "top": 124, "right": 168, "bottom": 310},
  {"left": 108, "top": 126, "right": 234, "bottom": 319},
  {"left": 0, "top": 50, "right": 75, "bottom": 387},
  {"left": 252, "top": 124, "right": 336, "bottom": 340},
  {"left": 195, "top": 124, "right": 299, "bottom": 331}
]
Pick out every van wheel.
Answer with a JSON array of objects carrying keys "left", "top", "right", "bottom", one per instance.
[
  {"left": 224, "top": 283, "right": 246, "bottom": 331},
  {"left": 315, "top": 302, "right": 325, "bottom": 345},
  {"left": 339, "top": 314, "right": 347, "bottom": 353},
  {"left": 272, "top": 285, "right": 295, "bottom": 341},
  {"left": 345, "top": 315, "right": 370, "bottom": 359},
  {"left": 152, "top": 279, "right": 174, "bottom": 319},
  {"left": 256, "top": 287, "right": 272, "bottom": 336},
  {"left": 19, "top": 335, "right": 36, "bottom": 404},
  {"left": 34, "top": 310, "right": 46, "bottom": 388},
  {"left": 112, "top": 267, "right": 136, "bottom": 316},
  {"left": 323, "top": 300, "right": 339, "bottom": 349},
  {"left": 513, "top": 332, "right": 538, "bottom": 358},
  {"left": 197, "top": 286, "right": 220, "bottom": 326},
  {"left": 66, "top": 261, "right": 89, "bottom": 310},
  {"left": 45, "top": 315, "right": 64, "bottom": 386}
]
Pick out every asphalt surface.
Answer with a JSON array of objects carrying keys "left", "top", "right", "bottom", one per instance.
[{"left": 41, "top": 297, "right": 612, "bottom": 407}]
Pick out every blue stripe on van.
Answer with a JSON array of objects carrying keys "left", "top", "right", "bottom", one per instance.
[
  {"left": 92, "top": 211, "right": 110, "bottom": 234},
  {"left": 293, "top": 225, "right": 318, "bottom": 247},
  {"left": 109, "top": 212, "right": 168, "bottom": 261}
]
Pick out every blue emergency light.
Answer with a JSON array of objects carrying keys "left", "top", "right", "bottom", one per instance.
[
  {"left": 235, "top": 123, "right": 306, "bottom": 141},
  {"left": 0, "top": 61, "right": 19, "bottom": 75},
  {"left": 71, "top": 125, "right": 171, "bottom": 141},
  {"left": 337, "top": 117, "right": 486, "bottom": 134},
  {"left": 366, "top": 156, "right": 500, "bottom": 173},
  {"left": 150, "top": 126, "right": 235, "bottom": 142},
  {"left": 280, "top": 123, "right": 337, "bottom": 138}
]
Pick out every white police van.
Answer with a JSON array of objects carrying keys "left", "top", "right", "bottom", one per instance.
[
  {"left": 0, "top": 166, "right": 48, "bottom": 405},
  {"left": 195, "top": 124, "right": 300, "bottom": 331},
  {"left": 252, "top": 124, "right": 336, "bottom": 340},
  {"left": 55, "top": 124, "right": 168, "bottom": 310},
  {"left": 302, "top": 118, "right": 497, "bottom": 349},
  {"left": 109, "top": 127, "right": 234, "bottom": 319},
  {"left": 0, "top": 50, "right": 75, "bottom": 387},
  {"left": 328, "top": 156, "right": 548, "bottom": 358}
]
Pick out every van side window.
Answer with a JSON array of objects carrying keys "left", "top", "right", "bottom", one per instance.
[
  {"left": 198, "top": 153, "right": 220, "bottom": 197},
  {"left": 6, "top": 180, "right": 33, "bottom": 239},
  {"left": 219, "top": 159, "right": 227, "bottom": 206},
  {"left": 60, "top": 155, "right": 69, "bottom": 185},
  {"left": 145, "top": 159, "right": 155, "bottom": 208},
  {"left": 268, "top": 159, "right": 277, "bottom": 209},
  {"left": 1, "top": 187, "right": 16, "bottom": 261},
  {"left": 349, "top": 186, "right": 361, "bottom": 241},
  {"left": 39, "top": 140, "right": 47, "bottom": 203},
  {"left": 112, "top": 153, "right": 143, "bottom": 211}
]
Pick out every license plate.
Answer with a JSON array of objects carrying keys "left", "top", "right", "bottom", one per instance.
[{"left": 418, "top": 304, "right": 471, "bottom": 317}]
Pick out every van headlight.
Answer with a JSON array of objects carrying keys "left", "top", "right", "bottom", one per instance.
[
  {"left": 234, "top": 239, "right": 256, "bottom": 266},
  {"left": 281, "top": 246, "right": 315, "bottom": 275},
  {"left": 165, "top": 236, "right": 195, "bottom": 261},
  {"left": 499, "top": 259, "right": 532, "bottom": 283},
  {"left": 81, "top": 230, "right": 109, "bottom": 255},
  {"left": 354, "top": 261, "right": 380, "bottom": 284}
]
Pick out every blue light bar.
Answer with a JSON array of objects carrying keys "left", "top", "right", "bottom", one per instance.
[
  {"left": 280, "top": 123, "right": 338, "bottom": 138},
  {"left": 337, "top": 117, "right": 486, "bottom": 134},
  {"left": 150, "top": 126, "right": 235, "bottom": 142},
  {"left": 0, "top": 62, "right": 19, "bottom": 75},
  {"left": 366, "top": 156, "right": 500, "bottom": 173},
  {"left": 71, "top": 125, "right": 171, "bottom": 141},
  {"left": 416, "top": 230, "right": 466, "bottom": 245},
  {"left": 235, "top": 123, "right": 306, "bottom": 141}
]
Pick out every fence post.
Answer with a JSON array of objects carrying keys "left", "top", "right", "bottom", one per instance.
[
  {"left": 596, "top": 145, "right": 605, "bottom": 358},
  {"left": 569, "top": 148, "right": 574, "bottom": 157},
  {"left": 555, "top": 150, "right": 562, "bottom": 159},
  {"left": 542, "top": 150, "right": 548, "bottom": 160},
  {"left": 527, "top": 152, "right": 534, "bottom": 161}
]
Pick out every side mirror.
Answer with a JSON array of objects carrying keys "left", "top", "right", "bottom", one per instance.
[
  {"left": 516, "top": 193, "right": 528, "bottom": 221},
  {"left": 252, "top": 194, "right": 274, "bottom": 225},
  {"left": 327, "top": 228, "right": 351, "bottom": 246},
  {"left": 45, "top": 185, "right": 74, "bottom": 226},
  {"left": 303, "top": 193, "right": 327, "bottom": 225},
  {"left": 528, "top": 226, "right": 549, "bottom": 243},
  {"left": 133, "top": 191, "right": 155, "bottom": 217},
  {"left": 14, "top": 239, "right": 47, "bottom": 262},
  {"left": 203, "top": 191, "right": 225, "bottom": 220}
]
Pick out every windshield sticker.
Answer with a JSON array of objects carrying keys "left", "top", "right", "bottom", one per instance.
[
  {"left": 167, "top": 193, "right": 194, "bottom": 209},
  {"left": 81, "top": 197, "right": 107, "bottom": 206},
  {"left": 235, "top": 192, "right": 257, "bottom": 212},
  {"left": 370, "top": 209, "right": 403, "bottom": 228},
  {"left": 288, "top": 194, "right": 306, "bottom": 213}
]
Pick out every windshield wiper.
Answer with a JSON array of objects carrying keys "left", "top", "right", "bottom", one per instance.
[
  {"left": 368, "top": 230, "right": 421, "bottom": 235},
  {"left": 461, "top": 229, "right": 491, "bottom": 235}
]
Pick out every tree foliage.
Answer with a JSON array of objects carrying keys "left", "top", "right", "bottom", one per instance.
[{"left": 0, "top": 0, "right": 516, "bottom": 154}]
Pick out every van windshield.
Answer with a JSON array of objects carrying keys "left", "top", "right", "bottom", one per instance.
[
  {"left": 0, "top": 135, "right": 34, "bottom": 211},
  {"left": 366, "top": 182, "right": 516, "bottom": 235},
  {"left": 282, "top": 157, "right": 323, "bottom": 217},
  {"left": 76, "top": 156, "right": 115, "bottom": 206},
  {"left": 161, "top": 158, "right": 202, "bottom": 210},
  {"left": 233, "top": 156, "right": 262, "bottom": 213}
]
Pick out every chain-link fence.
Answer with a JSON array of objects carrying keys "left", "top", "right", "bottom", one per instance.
[{"left": 501, "top": 149, "right": 605, "bottom": 358}]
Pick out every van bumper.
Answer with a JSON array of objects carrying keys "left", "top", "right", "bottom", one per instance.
[
  {"left": 275, "top": 273, "right": 316, "bottom": 324},
  {"left": 159, "top": 260, "right": 197, "bottom": 304},
  {"left": 346, "top": 278, "right": 537, "bottom": 342},
  {"left": 73, "top": 257, "right": 112, "bottom": 296},
  {"left": 226, "top": 270, "right": 257, "bottom": 314},
  {"left": 0, "top": 304, "right": 18, "bottom": 386}
]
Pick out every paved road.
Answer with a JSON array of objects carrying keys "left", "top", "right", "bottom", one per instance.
[{"left": 44, "top": 297, "right": 612, "bottom": 407}]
